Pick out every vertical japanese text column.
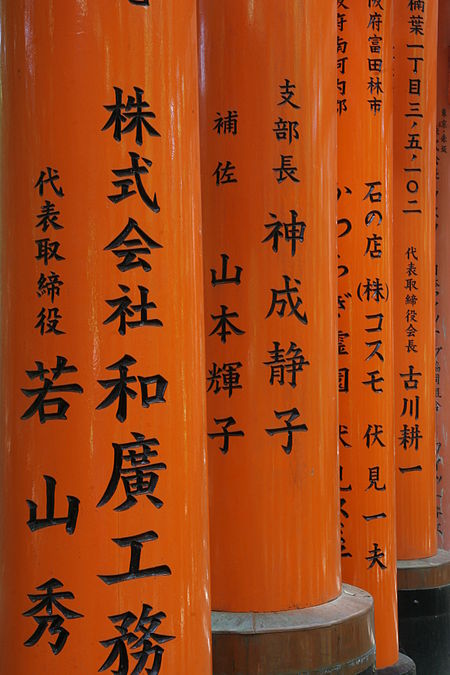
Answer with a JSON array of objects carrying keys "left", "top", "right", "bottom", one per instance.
[
  {"left": 0, "top": 2, "right": 212, "bottom": 674},
  {"left": 337, "top": 0, "right": 399, "bottom": 668},
  {"left": 435, "top": 0, "right": 450, "bottom": 549},
  {"left": 199, "top": 0, "right": 340, "bottom": 615},
  {"left": 393, "top": 0, "right": 438, "bottom": 560}
]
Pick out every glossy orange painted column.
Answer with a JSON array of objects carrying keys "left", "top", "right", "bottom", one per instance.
[
  {"left": 198, "top": 0, "right": 340, "bottom": 612},
  {"left": 337, "top": 1, "right": 398, "bottom": 668},
  {"left": 393, "top": 0, "right": 438, "bottom": 559},
  {"left": 436, "top": 0, "right": 450, "bottom": 549},
  {"left": 0, "top": 2, "right": 212, "bottom": 673}
]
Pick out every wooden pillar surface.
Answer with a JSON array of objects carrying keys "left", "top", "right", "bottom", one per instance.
[
  {"left": 337, "top": 0, "right": 398, "bottom": 668},
  {"left": 198, "top": 0, "right": 340, "bottom": 612},
  {"left": 0, "top": 2, "right": 212, "bottom": 673},
  {"left": 393, "top": 0, "right": 438, "bottom": 561},
  {"left": 435, "top": 0, "right": 450, "bottom": 550}
]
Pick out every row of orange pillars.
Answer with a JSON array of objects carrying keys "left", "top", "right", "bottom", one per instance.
[{"left": 0, "top": 1, "right": 449, "bottom": 674}]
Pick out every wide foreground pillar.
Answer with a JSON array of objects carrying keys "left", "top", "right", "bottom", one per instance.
[
  {"left": 393, "top": 1, "right": 450, "bottom": 672},
  {"left": 198, "top": 2, "right": 375, "bottom": 673},
  {"left": 0, "top": 1, "right": 212, "bottom": 673},
  {"left": 336, "top": 2, "right": 406, "bottom": 671}
]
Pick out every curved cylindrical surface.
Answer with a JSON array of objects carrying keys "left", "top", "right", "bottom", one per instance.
[
  {"left": 198, "top": 0, "right": 340, "bottom": 612},
  {"left": 393, "top": 0, "right": 438, "bottom": 560},
  {"left": 435, "top": 0, "right": 450, "bottom": 549},
  {"left": 337, "top": 1, "right": 398, "bottom": 668},
  {"left": 0, "top": 2, "right": 212, "bottom": 673}
]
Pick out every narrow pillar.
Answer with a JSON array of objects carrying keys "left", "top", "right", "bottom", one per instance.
[
  {"left": 198, "top": 2, "right": 375, "bottom": 673},
  {"left": 393, "top": 1, "right": 450, "bottom": 671},
  {"left": 393, "top": 0, "right": 437, "bottom": 564},
  {"left": 435, "top": 0, "right": 450, "bottom": 550},
  {"left": 337, "top": 3, "right": 411, "bottom": 672},
  {"left": 0, "top": 2, "right": 212, "bottom": 673}
]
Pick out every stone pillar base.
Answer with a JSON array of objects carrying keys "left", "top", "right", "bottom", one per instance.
[
  {"left": 212, "top": 584, "right": 375, "bottom": 674},
  {"left": 397, "top": 549, "right": 450, "bottom": 674},
  {"left": 376, "top": 652, "right": 416, "bottom": 674}
]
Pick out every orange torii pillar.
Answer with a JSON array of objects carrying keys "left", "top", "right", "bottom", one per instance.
[
  {"left": 393, "top": 1, "right": 450, "bottom": 671},
  {"left": 0, "top": 2, "right": 212, "bottom": 674},
  {"left": 198, "top": 2, "right": 375, "bottom": 673},
  {"left": 436, "top": 0, "right": 450, "bottom": 551},
  {"left": 337, "top": 2, "right": 413, "bottom": 672}
]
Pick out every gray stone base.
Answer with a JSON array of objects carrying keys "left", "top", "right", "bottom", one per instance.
[
  {"left": 376, "top": 652, "right": 416, "bottom": 674},
  {"left": 212, "top": 584, "right": 375, "bottom": 674}
]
